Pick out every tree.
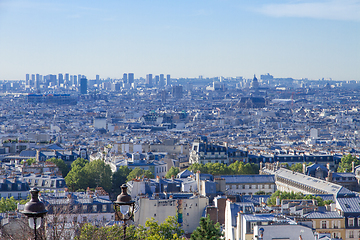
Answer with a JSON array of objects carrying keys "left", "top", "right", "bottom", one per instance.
[
  {"left": 112, "top": 166, "right": 132, "bottom": 196},
  {"left": 126, "top": 167, "right": 154, "bottom": 182},
  {"left": 47, "top": 157, "right": 70, "bottom": 177},
  {"left": 65, "top": 159, "right": 112, "bottom": 192},
  {"left": 267, "top": 190, "right": 330, "bottom": 206},
  {"left": 84, "top": 159, "right": 112, "bottom": 193},
  {"left": 76, "top": 216, "right": 184, "bottom": 240},
  {"left": 190, "top": 215, "right": 223, "bottom": 240},
  {"left": 165, "top": 167, "right": 180, "bottom": 179},
  {"left": 135, "top": 216, "right": 184, "bottom": 240},
  {"left": 21, "top": 158, "right": 36, "bottom": 166},
  {"left": 338, "top": 154, "right": 360, "bottom": 173},
  {"left": 289, "top": 163, "right": 303, "bottom": 173}
]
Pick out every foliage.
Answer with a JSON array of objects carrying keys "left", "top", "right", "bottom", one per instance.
[
  {"left": 165, "top": 167, "right": 180, "bottom": 179},
  {"left": 76, "top": 223, "right": 136, "bottom": 240},
  {"left": 338, "top": 154, "right": 360, "bottom": 173},
  {"left": 76, "top": 216, "right": 184, "bottom": 240},
  {"left": 46, "top": 157, "right": 70, "bottom": 177},
  {"left": 21, "top": 158, "right": 36, "bottom": 166},
  {"left": 190, "top": 215, "right": 223, "bottom": 240},
  {"left": 267, "top": 190, "right": 331, "bottom": 206},
  {"left": 65, "top": 158, "right": 112, "bottom": 192},
  {"left": 135, "top": 216, "right": 184, "bottom": 240},
  {"left": 112, "top": 166, "right": 132, "bottom": 196},
  {"left": 254, "top": 191, "right": 266, "bottom": 195},
  {"left": 126, "top": 167, "right": 154, "bottom": 182},
  {"left": 0, "top": 197, "right": 17, "bottom": 212},
  {"left": 0, "top": 195, "right": 30, "bottom": 213},
  {"left": 188, "top": 161, "right": 258, "bottom": 175}
]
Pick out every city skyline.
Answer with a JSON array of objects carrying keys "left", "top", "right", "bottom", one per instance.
[{"left": 0, "top": 0, "right": 359, "bottom": 80}]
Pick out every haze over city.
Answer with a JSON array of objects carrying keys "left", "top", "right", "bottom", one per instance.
[{"left": 0, "top": 0, "right": 359, "bottom": 80}]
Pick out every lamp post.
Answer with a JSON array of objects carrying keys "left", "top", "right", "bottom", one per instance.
[
  {"left": 22, "top": 188, "right": 48, "bottom": 240},
  {"left": 114, "top": 184, "right": 135, "bottom": 240}
]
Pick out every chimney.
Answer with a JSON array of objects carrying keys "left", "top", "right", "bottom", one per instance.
[
  {"left": 326, "top": 170, "right": 333, "bottom": 182},
  {"left": 352, "top": 161, "right": 355, "bottom": 173},
  {"left": 302, "top": 162, "right": 306, "bottom": 174}
]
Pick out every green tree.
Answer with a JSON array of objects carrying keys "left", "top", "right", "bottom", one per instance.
[
  {"left": 126, "top": 167, "right": 154, "bottom": 182},
  {"left": 190, "top": 215, "right": 223, "bottom": 240},
  {"left": 289, "top": 163, "right": 303, "bottom": 173},
  {"left": 338, "top": 154, "right": 360, "bottom": 173},
  {"left": 47, "top": 157, "right": 70, "bottom": 177},
  {"left": 65, "top": 164, "right": 87, "bottom": 191},
  {"left": 135, "top": 216, "right": 184, "bottom": 240},
  {"left": 165, "top": 167, "right": 180, "bottom": 179},
  {"left": 188, "top": 163, "right": 208, "bottom": 174},
  {"left": 112, "top": 166, "right": 132, "bottom": 195},
  {"left": 84, "top": 159, "right": 112, "bottom": 193},
  {"left": 0, "top": 197, "right": 17, "bottom": 212},
  {"left": 76, "top": 216, "right": 184, "bottom": 240},
  {"left": 76, "top": 223, "right": 136, "bottom": 240},
  {"left": 21, "top": 158, "right": 36, "bottom": 165}
]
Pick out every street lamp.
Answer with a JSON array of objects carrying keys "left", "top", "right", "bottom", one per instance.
[
  {"left": 22, "top": 188, "right": 48, "bottom": 240},
  {"left": 114, "top": 184, "right": 135, "bottom": 240}
]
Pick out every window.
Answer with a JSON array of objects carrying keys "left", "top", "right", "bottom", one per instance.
[
  {"left": 333, "top": 220, "right": 339, "bottom": 229},
  {"left": 73, "top": 216, "right": 78, "bottom": 223},
  {"left": 321, "top": 221, "right": 327, "bottom": 229},
  {"left": 154, "top": 213, "right": 156, "bottom": 217},
  {"left": 83, "top": 217, "right": 87, "bottom": 222},
  {"left": 242, "top": 185, "right": 245, "bottom": 189},
  {"left": 349, "top": 230, "right": 354, "bottom": 238},
  {"left": 8, "top": 193, "right": 11, "bottom": 198},
  {"left": 349, "top": 218, "right": 355, "bottom": 227},
  {"left": 83, "top": 205, "right": 87, "bottom": 211},
  {"left": 187, "top": 213, "right": 189, "bottom": 216},
  {"left": 18, "top": 193, "right": 21, "bottom": 199},
  {"left": 93, "top": 205, "right": 97, "bottom": 212},
  {"left": 102, "top": 205, "right": 107, "bottom": 212}
]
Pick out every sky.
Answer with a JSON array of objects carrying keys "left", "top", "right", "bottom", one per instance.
[{"left": 0, "top": 0, "right": 359, "bottom": 80}]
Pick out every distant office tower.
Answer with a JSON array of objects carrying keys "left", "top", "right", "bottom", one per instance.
[
  {"left": 65, "top": 73, "right": 69, "bottom": 86},
  {"left": 35, "top": 74, "right": 40, "bottom": 89},
  {"left": 166, "top": 74, "right": 171, "bottom": 86},
  {"left": 128, "top": 73, "right": 134, "bottom": 84},
  {"left": 78, "top": 75, "right": 82, "bottom": 86},
  {"left": 58, "top": 73, "right": 63, "bottom": 86},
  {"left": 96, "top": 75, "right": 100, "bottom": 82},
  {"left": 123, "top": 73, "right": 128, "bottom": 84},
  {"left": 73, "top": 75, "right": 77, "bottom": 86},
  {"left": 154, "top": 75, "right": 159, "bottom": 86},
  {"left": 49, "top": 74, "right": 56, "bottom": 87},
  {"left": 146, "top": 74, "right": 153, "bottom": 87},
  {"left": 31, "top": 74, "right": 35, "bottom": 87},
  {"left": 159, "top": 74, "right": 165, "bottom": 87},
  {"left": 26, "top": 74, "right": 30, "bottom": 85},
  {"left": 80, "top": 77, "right": 88, "bottom": 94},
  {"left": 172, "top": 85, "right": 183, "bottom": 99}
]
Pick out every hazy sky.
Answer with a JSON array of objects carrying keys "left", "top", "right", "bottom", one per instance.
[{"left": 0, "top": 0, "right": 359, "bottom": 80}]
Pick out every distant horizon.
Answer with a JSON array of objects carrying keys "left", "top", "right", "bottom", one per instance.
[{"left": 1, "top": 0, "right": 359, "bottom": 81}]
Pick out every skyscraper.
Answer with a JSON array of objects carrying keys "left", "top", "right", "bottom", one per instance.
[
  {"left": 123, "top": 73, "right": 128, "bottom": 84},
  {"left": 80, "top": 77, "right": 88, "bottom": 94},
  {"left": 65, "top": 73, "right": 69, "bottom": 86},
  {"left": 146, "top": 74, "right": 153, "bottom": 87},
  {"left": 166, "top": 74, "right": 171, "bottom": 86},
  {"left": 31, "top": 74, "right": 35, "bottom": 87},
  {"left": 159, "top": 74, "right": 165, "bottom": 87},
  {"left": 58, "top": 73, "right": 63, "bottom": 86},
  {"left": 25, "top": 74, "right": 30, "bottom": 86},
  {"left": 128, "top": 73, "right": 134, "bottom": 84},
  {"left": 96, "top": 75, "right": 100, "bottom": 82},
  {"left": 35, "top": 74, "right": 40, "bottom": 90},
  {"left": 154, "top": 75, "right": 160, "bottom": 86}
]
